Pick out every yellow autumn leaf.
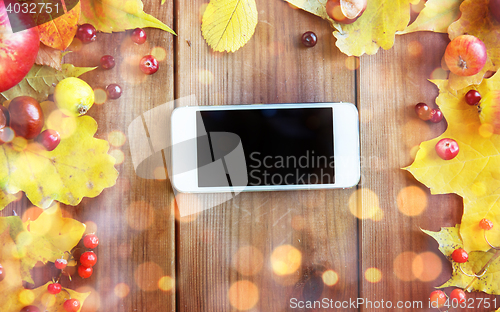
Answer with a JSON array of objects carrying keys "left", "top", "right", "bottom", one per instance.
[
  {"left": 399, "top": 0, "right": 463, "bottom": 34},
  {"left": 424, "top": 225, "right": 500, "bottom": 294},
  {"left": 284, "top": 0, "right": 418, "bottom": 56},
  {"left": 201, "top": 0, "right": 258, "bottom": 53},
  {"left": 406, "top": 71, "right": 500, "bottom": 252},
  {"left": 0, "top": 205, "right": 86, "bottom": 283},
  {"left": 0, "top": 227, "right": 23, "bottom": 312},
  {"left": 446, "top": 0, "right": 500, "bottom": 91},
  {"left": 0, "top": 101, "right": 118, "bottom": 211},
  {"left": 80, "top": 0, "right": 175, "bottom": 34}
]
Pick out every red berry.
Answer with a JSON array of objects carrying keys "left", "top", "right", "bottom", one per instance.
[
  {"left": 429, "top": 109, "right": 443, "bottom": 123},
  {"left": 0, "top": 264, "right": 5, "bottom": 282},
  {"left": 479, "top": 218, "right": 494, "bottom": 230},
  {"left": 131, "top": 28, "right": 147, "bottom": 44},
  {"left": 139, "top": 55, "right": 159, "bottom": 75},
  {"left": 465, "top": 90, "right": 481, "bottom": 105},
  {"left": 55, "top": 258, "right": 68, "bottom": 270},
  {"left": 20, "top": 306, "right": 40, "bottom": 312},
  {"left": 106, "top": 84, "right": 122, "bottom": 100},
  {"left": 80, "top": 251, "right": 97, "bottom": 267},
  {"left": 63, "top": 299, "right": 81, "bottom": 312},
  {"left": 100, "top": 55, "right": 115, "bottom": 70},
  {"left": 83, "top": 234, "right": 99, "bottom": 249},
  {"left": 36, "top": 129, "right": 61, "bottom": 151},
  {"left": 47, "top": 282, "right": 62, "bottom": 294},
  {"left": 78, "top": 265, "right": 93, "bottom": 278},
  {"left": 301, "top": 31, "right": 317, "bottom": 47},
  {"left": 76, "top": 24, "right": 97, "bottom": 44},
  {"left": 450, "top": 288, "right": 466, "bottom": 304},
  {"left": 415, "top": 102, "right": 432, "bottom": 121},
  {"left": 429, "top": 290, "right": 447, "bottom": 308},
  {"left": 452, "top": 248, "right": 468, "bottom": 263},
  {"left": 435, "top": 138, "right": 459, "bottom": 160}
]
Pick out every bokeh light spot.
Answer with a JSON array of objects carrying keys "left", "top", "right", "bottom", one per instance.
[
  {"left": 322, "top": 270, "right": 339, "bottom": 286},
  {"left": 22, "top": 206, "right": 43, "bottom": 222},
  {"left": 479, "top": 123, "right": 494, "bottom": 138},
  {"left": 75, "top": 286, "right": 100, "bottom": 312},
  {"left": 108, "top": 130, "right": 127, "bottom": 147},
  {"left": 93, "top": 88, "right": 107, "bottom": 105},
  {"left": 18, "top": 289, "right": 35, "bottom": 306},
  {"left": 114, "top": 283, "right": 130, "bottom": 298},
  {"left": 198, "top": 69, "right": 214, "bottom": 85},
  {"left": 271, "top": 245, "right": 302, "bottom": 276},
  {"left": 407, "top": 41, "right": 423, "bottom": 57},
  {"left": 110, "top": 149, "right": 125, "bottom": 165},
  {"left": 348, "top": 188, "right": 382, "bottom": 220},
  {"left": 232, "top": 246, "right": 264, "bottom": 276},
  {"left": 397, "top": 186, "right": 427, "bottom": 216},
  {"left": 151, "top": 47, "right": 167, "bottom": 61},
  {"left": 365, "top": 267, "right": 382, "bottom": 283},
  {"left": 393, "top": 251, "right": 418, "bottom": 281},
  {"left": 412, "top": 252, "right": 442, "bottom": 282},
  {"left": 158, "top": 276, "right": 175, "bottom": 292},
  {"left": 134, "top": 262, "right": 164, "bottom": 291},
  {"left": 430, "top": 68, "right": 448, "bottom": 80},
  {"left": 345, "top": 56, "right": 360, "bottom": 71},
  {"left": 228, "top": 280, "right": 259, "bottom": 311}
]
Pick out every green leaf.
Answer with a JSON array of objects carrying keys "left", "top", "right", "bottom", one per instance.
[
  {"left": 1, "top": 64, "right": 96, "bottom": 103},
  {"left": 399, "top": 0, "right": 463, "bottom": 34},
  {"left": 80, "top": 0, "right": 176, "bottom": 34},
  {"left": 201, "top": 0, "right": 258, "bottom": 53}
]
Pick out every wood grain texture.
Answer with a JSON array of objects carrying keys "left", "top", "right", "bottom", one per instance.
[
  {"left": 0, "top": 1, "right": 176, "bottom": 311},
  {"left": 175, "top": 0, "right": 358, "bottom": 311}
]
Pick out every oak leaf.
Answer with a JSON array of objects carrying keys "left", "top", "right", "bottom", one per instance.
[
  {"left": 36, "top": 0, "right": 81, "bottom": 50},
  {"left": 201, "top": 0, "right": 258, "bottom": 53},
  {"left": 0, "top": 101, "right": 118, "bottom": 213},
  {"left": 283, "top": 0, "right": 419, "bottom": 56},
  {"left": 80, "top": 0, "right": 175, "bottom": 34},
  {"left": 35, "top": 43, "right": 63, "bottom": 70},
  {"left": 1, "top": 64, "right": 96, "bottom": 103},
  {"left": 424, "top": 225, "right": 500, "bottom": 295},
  {"left": 406, "top": 71, "right": 500, "bottom": 252},
  {"left": 447, "top": 0, "right": 500, "bottom": 91},
  {"left": 399, "top": 0, "right": 462, "bottom": 34},
  {"left": 0, "top": 205, "right": 86, "bottom": 283}
]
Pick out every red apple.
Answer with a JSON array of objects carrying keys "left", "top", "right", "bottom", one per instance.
[
  {"left": 490, "top": 0, "right": 500, "bottom": 23},
  {"left": 0, "top": 0, "right": 40, "bottom": 92},
  {"left": 444, "top": 35, "right": 487, "bottom": 77},
  {"left": 479, "top": 90, "right": 500, "bottom": 134},
  {"left": 326, "top": 0, "right": 366, "bottom": 24}
]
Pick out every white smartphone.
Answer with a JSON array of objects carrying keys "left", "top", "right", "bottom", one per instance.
[{"left": 171, "top": 103, "right": 360, "bottom": 193}]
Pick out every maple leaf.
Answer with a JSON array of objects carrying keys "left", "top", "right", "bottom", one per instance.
[
  {"left": 201, "top": 0, "right": 258, "bottom": 53},
  {"left": 0, "top": 101, "right": 118, "bottom": 212},
  {"left": 399, "top": 0, "right": 463, "bottom": 34},
  {"left": 36, "top": 0, "right": 81, "bottom": 50},
  {"left": 283, "top": 0, "right": 419, "bottom": 56},
  {"left": 80, "top": 0, "right": 175, "bottom": 34},
  {"left": 446, "top": 0, "right": 500, "bottom": 91},
  {"left": 406, "top": 71, "right": 500, "bottom": 252},
  {"left": 0, "top": 205, "right": 86, "bottom": 283},
  {"left": 0, "top": 64, "right": 96, "bottom": 103},
  {"left": 424, "top": 225, "right": 500, "bottom": 295},
  {"left": 0, "top": 226, "right": 89, "bottom": 310},
  {"left": 35, "top": 44, "right": 63, "bottom": 71}
]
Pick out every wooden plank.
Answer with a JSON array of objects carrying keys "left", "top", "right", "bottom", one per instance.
[
  {"left": 175, "top": 1, "right": 358, "bottom": 311},
  {"left": 357, "top": 32, "right": 486, "bottom": 311},
  {"left": 0, "top": 1, "right": 176, "bottom": 311}
]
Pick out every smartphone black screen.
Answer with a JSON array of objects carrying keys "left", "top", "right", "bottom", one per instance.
[{"left": 196, "top": 107, "right": 334, "bottom": 187}]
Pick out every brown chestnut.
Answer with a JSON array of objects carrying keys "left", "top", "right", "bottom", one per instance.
[
  {"left": 0, "top": 105, "right": 8, "bottom": 130},
  {"left": 8, "top": 96, "right": 44, "bottom": 139}
]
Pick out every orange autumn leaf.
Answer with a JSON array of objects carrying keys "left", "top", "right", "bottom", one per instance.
[{"left": 38, "top": 1, "right": 81, "bottom": 50}]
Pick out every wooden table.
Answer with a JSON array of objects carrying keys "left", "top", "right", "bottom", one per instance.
[{"left": 3, "top": 0, "right": 500, "bottom": 311}]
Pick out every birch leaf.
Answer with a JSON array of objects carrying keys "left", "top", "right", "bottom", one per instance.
[{"left": 201, "top": 0, "right": 258, "bottom": 53}]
